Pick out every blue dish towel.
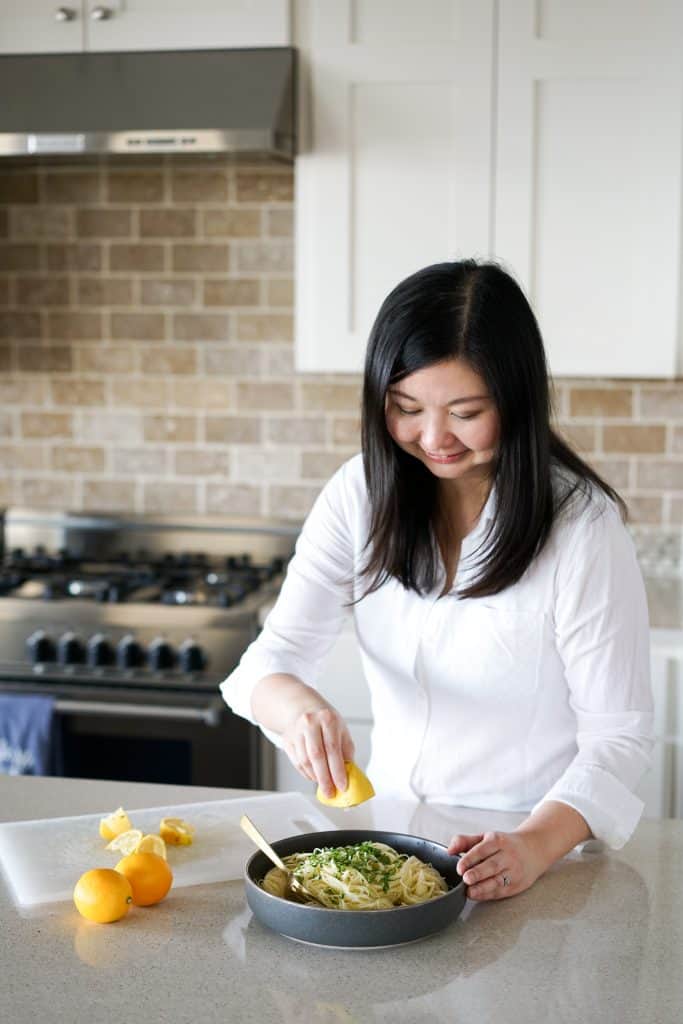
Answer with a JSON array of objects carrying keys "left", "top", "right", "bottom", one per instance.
[{"left": 0, "top": 694, "right": 62, "bottom": 776}]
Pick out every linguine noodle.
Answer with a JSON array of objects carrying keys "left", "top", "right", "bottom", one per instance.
[{"left": 261, "top": 840, "right": 448, "bottom": 910}]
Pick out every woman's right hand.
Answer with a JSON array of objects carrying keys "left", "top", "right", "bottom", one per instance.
[{"left": 282, "top": 705, "right": 355, "bottom": 798}]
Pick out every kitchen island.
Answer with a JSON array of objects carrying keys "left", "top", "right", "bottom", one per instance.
[{"left": 1, "top": 775, "right": 682, "bottom": 1023}]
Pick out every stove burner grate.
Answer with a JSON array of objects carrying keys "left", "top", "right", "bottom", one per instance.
[{"left": 0, "top": 547, "right": 286, "bottom": 607}]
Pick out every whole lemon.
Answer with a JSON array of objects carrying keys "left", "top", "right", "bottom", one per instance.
[
  {"left": 73, "top": 868, "right": 133, "bottom": 924},
  {"left": 115, "top": 851, "right": 173, "bottom": 906}
]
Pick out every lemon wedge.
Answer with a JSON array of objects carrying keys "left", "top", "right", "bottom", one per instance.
[
  {"left": 316, "top": 761, "right": 375, "bottom": 808},
  {"left": 105, "top": 828, "right": 144, "bottom": 856},
  {"left": 135, "top": 834, "right": 168, "bottom": 860},
  {"left": 98, "top": 807, "right": 133, "bottom": 842},
  {"left": 159, "top": 817, "right": 195, "bottom": 846}
]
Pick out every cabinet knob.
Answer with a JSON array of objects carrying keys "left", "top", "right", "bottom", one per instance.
[
  {"left": 54, "top": 6, "right": 77, "bottom": 21},
  {"left": 90, "top": 5, "right": 113, "bottom": 19}
]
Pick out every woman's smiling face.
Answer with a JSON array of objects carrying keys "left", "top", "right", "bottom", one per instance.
[{"left": 384, "top": 358, "right": 500, "bottom": 483}]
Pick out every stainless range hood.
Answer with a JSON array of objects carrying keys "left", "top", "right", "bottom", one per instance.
[{"left": 0, "top": 47, "right": 296, "bottom": 160}]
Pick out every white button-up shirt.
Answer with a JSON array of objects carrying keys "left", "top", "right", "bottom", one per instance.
[{"left": 221, "top": 454, "right": 654, "bottom": 849}]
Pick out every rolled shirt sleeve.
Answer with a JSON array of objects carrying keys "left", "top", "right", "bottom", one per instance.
[
  {"left": 532, "top": 496, "right": 654, "bottom": 848},
  {"left": 220, "top": 461, "right": 356, "bottom": 742}
]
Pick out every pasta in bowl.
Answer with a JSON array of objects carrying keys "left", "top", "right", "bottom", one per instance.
[
  {"left": 262, "top": 840, "right": 449, "bottom": 910},
  {"left": 244, "top": 829, "right": 467, "bottom": 948}
]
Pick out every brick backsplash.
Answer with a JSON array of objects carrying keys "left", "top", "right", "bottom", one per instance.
[
  {"left": 0, "top": 156, "right": 355, "bottom": 521},
  {"left": 1, "top": 157, "right": 683, "bottom": 570}
]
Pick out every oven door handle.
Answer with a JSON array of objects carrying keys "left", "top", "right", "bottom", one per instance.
[{"left": 53, "top": 698, "right": 223, "bottom": 727}]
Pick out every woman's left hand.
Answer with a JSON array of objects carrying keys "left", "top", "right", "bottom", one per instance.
[{"left": 447, "top": 830, "right": 548, "bottom": 901}]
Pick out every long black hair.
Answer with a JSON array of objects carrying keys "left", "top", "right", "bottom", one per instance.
[{"left": 360, "top": 259, "right": 625, "bottom": 599}]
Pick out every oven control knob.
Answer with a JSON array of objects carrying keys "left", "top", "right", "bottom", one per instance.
[
  {"left": 57, "top": 631, "right": 86, "bottom": 666},
  {"left": 117, "top": 634, "right": 145, "bottom": 669},
  {"left": 26, "top": 630, "right": 57, "bottom": 664},
  {"left": 179, "top": 639, "right": 207, "bottom": 673},
  {"left": 148, "top": 637, "right": 176, "bottom": 671},
  {"left": 9, "top": 547, "right": 26, "bottom": 567},
  {"left": 87, "top": 633, "right": 115, "bottom": 668}
]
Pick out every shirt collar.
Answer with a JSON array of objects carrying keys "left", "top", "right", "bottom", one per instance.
[
  {"left": 458, "top": 481, "right": 497, "bottom": 576},
  {"left": 434, "top": 480, "right": 498, "bottom": 592},
  {"left": 479, "top": 481, "right": 497, "bottom": 524},
  {"left": 466, "top": 480, "right": 497, "bottom": 543}
]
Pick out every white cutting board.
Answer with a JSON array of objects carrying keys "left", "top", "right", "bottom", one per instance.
[{"left": 0, "top": 792, "right": 334, "bottom": 909}]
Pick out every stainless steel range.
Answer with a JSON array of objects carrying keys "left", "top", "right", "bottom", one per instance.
[{"left": 0, "top": 508, "right": 298, "bottom": 789}]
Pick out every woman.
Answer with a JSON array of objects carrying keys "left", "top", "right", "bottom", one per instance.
[{"left": 221, "top": 259, "right": 653, "bottom": 901}]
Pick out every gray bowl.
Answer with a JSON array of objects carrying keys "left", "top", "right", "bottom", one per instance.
[{"left": 244, "top": 829, "right": 467, "bottom": 949}]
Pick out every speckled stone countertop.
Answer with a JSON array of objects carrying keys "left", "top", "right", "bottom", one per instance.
[{"left": 2, "top": 775, "right": 682, "bottom": 1024}]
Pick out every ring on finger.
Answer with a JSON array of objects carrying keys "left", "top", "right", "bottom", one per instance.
[{"left": 501, "top": 874, "right": 511, "bottom": 887}]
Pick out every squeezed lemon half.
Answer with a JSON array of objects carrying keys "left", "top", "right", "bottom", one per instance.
[
  {"left": 105, "top": 830, "right": 168, "bottom": 859},
  {"left": 98, "top": 807, "right": 133, "bottom": 842},
  {"left": 135, "top": 834, "right": 168, "bottom": 859},
  {"left": 99, "top": 807, "right": 195, "bottom": 852},
  {"left": 316, "top": 761, "right": 375, "bottom": 808},
  {"left": 159, "top": 817, "right": 195, "bottom": 846},
  {"left": 105, "top": 828, "right": 144, "bottom": 856}
]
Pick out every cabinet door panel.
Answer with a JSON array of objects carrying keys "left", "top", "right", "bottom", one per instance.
[
  {"left": 535, "top": 0, "right": 667, "bottom": 43},
  {"left": 638, "top": 653, "right": 675, "bottom": 818},
  {"left": 495, "top": 0, "right": 683, "bottom": 378},
  {"left": 352, "top": 0, "right": 461, "bottom": 44},
  {"left": 85, "top": 0, "right": 290, "bottom": 52},
  {"left": 0, "top": 0, "right": 84, "bottom": 53},
  {"left": 352, "top": 80, "right": 462, "bottom": 353},
  {"left": 295, "top": 0, "right": 493, "bottom": 372}
]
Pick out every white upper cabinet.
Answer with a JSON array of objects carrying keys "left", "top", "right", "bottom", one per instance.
[
  {"left": 294, "top": 0, "right": 494, "bottom": 373},
  {"left": 0, "top": 1, "right": 85, "bottom": 53},
  {"left": 86, "top": 0, "right": 290, "bottom": 52},
  {"left": 296, "top": 0, "right": 683, "bottom": 377},
  {"left": 0, "top": 1, "right": 290, "bottom": 54},
  {"left": 495, "top": 0, "right": 683, "bottom": 378}
]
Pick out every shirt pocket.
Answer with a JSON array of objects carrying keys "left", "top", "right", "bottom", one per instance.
[{"left": 429, "top": 599, "right": 546, "bottom": 700}]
